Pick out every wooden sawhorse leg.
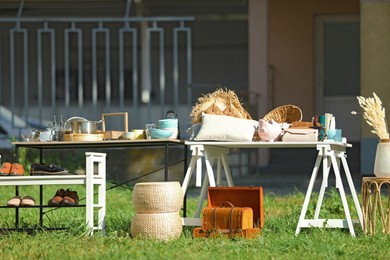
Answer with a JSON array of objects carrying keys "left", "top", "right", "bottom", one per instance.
[
  {"left": 295, "top": 144, "right": 363, "bottom": 237},
  {"left": 180, "top": 145, "right": 234, "bottom": 219}
]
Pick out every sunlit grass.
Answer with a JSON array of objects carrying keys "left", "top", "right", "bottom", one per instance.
[{"left": 0, "top": 184, "right": 390, "bottom": 259}]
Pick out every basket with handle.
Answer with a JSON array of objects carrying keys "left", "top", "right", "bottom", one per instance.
[
  {"left": 101, "top": 112, "right": 129, "bottom": 140},
  {"left": 263, "top": 105, "right": 302, "bottom": 124}
]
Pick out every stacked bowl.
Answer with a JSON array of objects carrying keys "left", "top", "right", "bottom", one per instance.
[{"left": 158, "top": 119, "right": 178, "bottom": 139}]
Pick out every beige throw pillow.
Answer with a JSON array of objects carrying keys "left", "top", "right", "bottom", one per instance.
[{"left": 194, "top": 113, "right": 258, "bottom": 141}]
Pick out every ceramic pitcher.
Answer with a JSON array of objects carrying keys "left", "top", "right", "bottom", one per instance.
[{"left": 374, "top": 139, "right": 390, "bottom": 177}]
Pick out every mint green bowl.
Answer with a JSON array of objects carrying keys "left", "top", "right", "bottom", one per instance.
[{"left": 149, "top": 128, "right": 173, "bottom": 139}]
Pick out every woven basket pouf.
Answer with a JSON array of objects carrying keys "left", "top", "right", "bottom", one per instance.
[
  {"left": 132, "top": 182, "right": 183, "bottom": 214},
  {"left": 130, "top": 212, "right": 182, "bottom": 240}
]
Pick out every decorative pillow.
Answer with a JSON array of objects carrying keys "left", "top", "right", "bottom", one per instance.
[{"left": 194, "top": 113, "right": 258, "bottom": 141}]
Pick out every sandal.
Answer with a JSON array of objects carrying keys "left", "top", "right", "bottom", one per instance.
[
  {"left": 20, "top": 196, "right": 36, "bottom": 207},
  {"left": 7, "top": 196, "right": 22, "bottom": 207}
]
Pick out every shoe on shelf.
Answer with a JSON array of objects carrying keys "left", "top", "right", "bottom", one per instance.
[
  {"left": 0, "top": 162, "right": 12, "bottom": 176},
  {"left": 30, "top": 163, "right": 69, "bottom": 176},
  {"left": 9, "top": 163, "right": 24, "bottom": 176},
  {"left": 7, "top": 196, "right": 22, "bottom": 207},
  {"left": 61, "top": 189, "right": 79, "bottom": 206},
  {"left": 48, "top": 188, "right": 66, "bottom": 206},
  {"left": 20, "top": 196, "right": 36, "bottom": 207}
]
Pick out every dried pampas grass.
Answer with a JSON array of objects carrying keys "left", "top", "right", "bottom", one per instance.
[{"left": 356, "top": 92, "right": 389, "bottom": 139}]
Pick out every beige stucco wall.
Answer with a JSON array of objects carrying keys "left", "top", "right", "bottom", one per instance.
[
  {"left": 361, "top": 1, "right": 390, "bottom": 138},
  {"left": 268, "top": 0, "right": 359, "bottom": 121}
]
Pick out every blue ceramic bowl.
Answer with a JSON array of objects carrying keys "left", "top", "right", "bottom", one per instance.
[
  {"left": 149, "top": 128, "right": 173, "bottom": 139},
  {"left": 158, "top": 119, "right": 178, "bottom": 129}
]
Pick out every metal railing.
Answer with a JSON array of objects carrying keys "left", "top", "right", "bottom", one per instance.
[{"left": 0, "top": 15, "right": 194, "bottom": 132}]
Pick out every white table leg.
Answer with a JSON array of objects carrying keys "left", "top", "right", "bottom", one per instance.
[
  {"left": 340, "top": 154, "right": 363, "bottom": 228},
  {"left": 195, "top": 174, "right": 209, "bottom": 217},
  {"left": 195, "top": 159, "right": 215, "bottom": 218},
  {"left": 296, "top": 145, "right": 361, "bottom": 237},
  {"left": 204, "top": 152, "right": 216, "bottom": 187},
  {"left": 314, "top": 152, "right": 331, "bottom": 219},
  {"left": 295, "top": 148, "right": 323, "bottom": 235},
  {"left": 193, "top": 146, "right": 233, "bottom": 218},
  {"left": 216, "top": 157, "right": 222, "bottom": 185},
  {"left": 182, "top": 145, "right": 205, "bottom": 195},
  {"left": 195, "top": 146, "right": 204, "bottom": 187},
  {"left": 330, "top": 153, "right": 355, "bottom": 237},
  {"left": 181, "top": 154, "right": 200, "bottom": 195},
  {"left": 221, "top": 153, "right": 234, "bottom": 186}
]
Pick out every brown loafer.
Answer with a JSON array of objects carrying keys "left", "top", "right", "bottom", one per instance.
[
  {"left": 48, "top": 188, "right": 66, "bottom": 206},
  {"left": 21, "top": 196, "right": 36, "bottom": 207},
  {"left": 0, "top": 162, "right": 12, "bottom": 176},
  {"left": 61, "top": 189, "right": 79, "bottom": 206},
  {"left": 9, "top": 163, "right": 25, "bottom": 176},
  {"left": 7, "top": 196, "right": 22, "bottom": 207}
]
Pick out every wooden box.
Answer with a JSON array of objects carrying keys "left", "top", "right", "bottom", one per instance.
[{"left": 207, "top": 186, "right": 264, "bottom": 228}]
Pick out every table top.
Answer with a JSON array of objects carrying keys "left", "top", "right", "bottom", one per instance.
[
  {"left": 362, "top": 176, "right": 390, "bottom": 182},
  {"left": 12, "top": 139, "right": 350, "bottom": 150},
  {"left": 12, "top": 139, "right": 184, "bottom": 149},
  {"left": 185, "top": 140, "right": 352, "bottom": 149}
]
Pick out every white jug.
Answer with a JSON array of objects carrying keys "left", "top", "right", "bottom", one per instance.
[{"left": 374, "top": 139, "right": 390, "bottom": 177}]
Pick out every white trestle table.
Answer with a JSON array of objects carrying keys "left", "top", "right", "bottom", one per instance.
[{"left": 181, "top": 141, "right": 363, "bottom": 237}]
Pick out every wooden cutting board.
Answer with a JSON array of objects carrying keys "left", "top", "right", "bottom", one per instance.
[{"left": 63, "top": 133, "right": 104, "bottom": 141}]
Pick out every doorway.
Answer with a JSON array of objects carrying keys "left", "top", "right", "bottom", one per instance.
[{"left": 315, "top": 15, "right": 360, "bottom": 142}]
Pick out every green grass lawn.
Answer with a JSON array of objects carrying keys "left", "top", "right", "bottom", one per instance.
[{"left": 0, "top": 183, "right": 389, "bottom": 259}]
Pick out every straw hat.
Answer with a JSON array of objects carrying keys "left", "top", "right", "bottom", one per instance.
[
  {"left": 190, "top": 88, "right": 252, "bottom": 124},
  {"left": 263, "top": 105, "right": 303, "bottom": 124},
  {"left": 132, "top": 182, "right": 183, "bottom": 214}
]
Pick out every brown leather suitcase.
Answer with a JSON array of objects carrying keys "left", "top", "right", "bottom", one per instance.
[
  {"left": 202, "top": 201, "right": 253, "bottom": 231},
  {"left": 193, "top": 227, "right": 261, "bottom": 239},
  {"left": 207, "top": 186, "right": 264, "bottom": 228}
]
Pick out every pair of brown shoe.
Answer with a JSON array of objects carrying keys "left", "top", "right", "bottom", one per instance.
[
  {"left": 48, "top": 188, "right": 79, "bottom": 206},
  {"left": 0, "top": 162, "right": 24, "bottom": 176}
]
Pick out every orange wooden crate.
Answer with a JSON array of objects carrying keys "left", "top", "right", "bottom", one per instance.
[{"left": 207, "top": 186, "right": 264, "bottom": 228}]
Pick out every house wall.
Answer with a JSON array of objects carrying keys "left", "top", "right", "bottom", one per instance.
[
  {"left": 360, "top": 1, "right": 390, "bottom": 174},
  {"left": 268, "top": 0, "right": 360, "bottom": 121}
]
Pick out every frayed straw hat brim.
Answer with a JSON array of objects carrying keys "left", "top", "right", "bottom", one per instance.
[{"left": 190, "top": 88, "right": 252, "bottom": 124}]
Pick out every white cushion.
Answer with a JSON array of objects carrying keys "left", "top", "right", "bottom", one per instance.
[{"left": 194, "top": 113, "right": 258, "bottom": 141}]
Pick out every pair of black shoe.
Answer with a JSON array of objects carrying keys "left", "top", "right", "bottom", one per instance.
[{"left": 30, "top": 163, "right": 69, "bottom": 176}]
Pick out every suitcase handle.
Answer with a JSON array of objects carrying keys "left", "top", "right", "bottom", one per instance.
[{"left": 220, "top": 201, "right": 235, "bottom": 208}]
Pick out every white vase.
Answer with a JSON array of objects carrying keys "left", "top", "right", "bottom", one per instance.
[{"left": 374, "top": 139, "right": 390, "bottom": 177}]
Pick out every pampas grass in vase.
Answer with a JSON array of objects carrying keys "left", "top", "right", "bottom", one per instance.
[
  {"left": 355, "top": 92, "right": 389, "bottom": 140},
  {"left": 354, "top": 92, "right": 390, "bottom": 176}
]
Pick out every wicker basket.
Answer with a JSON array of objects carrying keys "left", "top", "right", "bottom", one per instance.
[
  {"left": 130, "top": 212, "right": 183, "bottom": 240},
  {"left": 132, "top": 182, "right": 183, "bottom": 214},
  {"left": 263, "top": 105, "right": 303, "bottom": 124}
]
